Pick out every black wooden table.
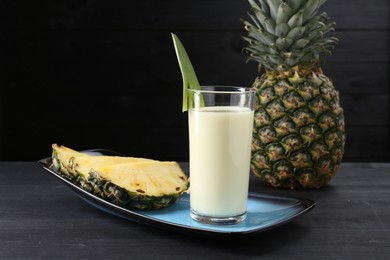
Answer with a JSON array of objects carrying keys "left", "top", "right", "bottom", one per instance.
[{"left": 0, "top": 162, "right": 389, "bottom": 259}]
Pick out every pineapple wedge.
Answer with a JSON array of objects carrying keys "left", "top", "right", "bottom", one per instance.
[
  {"left": 52, "top": 144, "right": 152, "bottom": 179},
  {"left": 69, "top": 155, "right": 155, "bottom": 179},
  {"left": 52, "top": 144, "right": 86, "bottom": 179},
  {"left": 87, "top": 162, "right": 188, "bottom": 209},
  {"left": 51, "top": 144, "right": 189, "bottom": 209},
  {"left": 92, "top": 161, "right": 187, "bottom": 196}
]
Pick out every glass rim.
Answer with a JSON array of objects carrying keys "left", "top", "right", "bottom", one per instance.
[{"left": 187, "top": 85, "right": 255, "bottom": 94}]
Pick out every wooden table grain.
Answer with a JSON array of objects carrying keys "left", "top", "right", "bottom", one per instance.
[{"left": 0, "top": 162, "right": 389, "bottom": 259}]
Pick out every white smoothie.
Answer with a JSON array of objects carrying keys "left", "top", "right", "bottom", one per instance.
[{"left": 189, "top": 106, "right": 254, "bottom": 217}]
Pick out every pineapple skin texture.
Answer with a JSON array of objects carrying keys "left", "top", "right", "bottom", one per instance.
[
  {"left": 251, "top": 69, "right": 346, "bottom": 189},
  {"left": 51, "top": 144, "right": 189, "bottom": 210}
]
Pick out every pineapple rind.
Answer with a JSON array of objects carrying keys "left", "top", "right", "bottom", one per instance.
[
  {"left": 87, "top": 170, "right": 181, "bottom": 210},
  {"left": 251, "top": 70, "right": 345, "bottom": 189},
  {"left": 51, "top": 144, "right": 189, "bottom": 209},
  {"left": 51, "top": 144, "right": 86, "bottom": 181},
  {"left": 94, "top": 162, "right": 188, "bottom": 197}
]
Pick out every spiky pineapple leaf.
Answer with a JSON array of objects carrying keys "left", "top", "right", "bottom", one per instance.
[{"left": 171, "top": 33, "right": 202, "bottom": 112}]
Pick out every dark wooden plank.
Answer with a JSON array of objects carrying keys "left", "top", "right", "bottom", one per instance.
[
  {"left": 0, "top": 113, "right": 388, "bottom": 162},
  {"left": 3, "top": 61, "right": 387, "bottom": 96},
  {"left": 343, "top": 127, "right": 390, "bottom": 162},
  {"left": 49, "top": 29, "right": 371, "bottom": 64},
  {"left": 325, "top": 63, "right": 389, "bottom": 95},
  {"left": 2, "top": 0, "right": 389, "bottom": 30},
  {"left": 2, "top": 31, "right": 387, "bottom": 68},
  {"left": 341, "top": 94, "right": 389, "bottom": 127},
  {"left": 1, "top": 92, "right": 387, "bottom": 128},
  {"left": 323, "top": 0, "right": 390, "bottom": 30},
  {"left": 1, "top": 0, "right": 388, "bottom": 164},
  {"left": 0, "top": 125, "right": 189, "bottom": 162},
  {"left": 0, "top": 162, "right": 389, "bottom": 258},
  {"left": 1, "top": 90, "right": 387, "bottom": 132},
  {"left": 0, "top": 94, "right": 185, "bottom": 128},
  {"left": 0, "top": 93, "right": 388, "bottom": 163}
]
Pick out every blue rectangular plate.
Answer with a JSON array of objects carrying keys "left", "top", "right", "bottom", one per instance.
[{"left": 37, "top": 149, "right": 316, "bottom": 237}]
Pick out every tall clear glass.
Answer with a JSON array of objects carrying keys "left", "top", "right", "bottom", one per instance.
[{"left": 188, "top": 86, "right": 256, "bottom": 225}]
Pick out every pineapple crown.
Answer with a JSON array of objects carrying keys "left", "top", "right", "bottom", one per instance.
[{"left": 242, "top": 0, "right": 338, "bottom": 72}]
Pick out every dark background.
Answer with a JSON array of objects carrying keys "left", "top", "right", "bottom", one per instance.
[{"left": 0, "top": 0, "right": 389, "bottom": 162}]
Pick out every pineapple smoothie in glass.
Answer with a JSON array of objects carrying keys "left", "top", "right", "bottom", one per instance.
[{"left": 188, "top": 86, "right": 255, "bottom": 225}]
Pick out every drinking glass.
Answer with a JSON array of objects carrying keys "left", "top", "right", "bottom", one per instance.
[{"left": 188, "top": 86, "right": 256, "bottom": 225}]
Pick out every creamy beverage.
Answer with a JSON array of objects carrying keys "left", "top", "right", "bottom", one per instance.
[{"left": 189, "top": 106, "right": 254, "bottom": 218}]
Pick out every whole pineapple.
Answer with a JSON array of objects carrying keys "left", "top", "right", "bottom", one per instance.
[{"left": 242, "top": 0, "right": 345, "bottom": 189}]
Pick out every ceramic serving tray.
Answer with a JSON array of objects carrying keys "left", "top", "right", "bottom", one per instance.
[{"left": 37, "top": 149, "right": 316, "bottom": 236}]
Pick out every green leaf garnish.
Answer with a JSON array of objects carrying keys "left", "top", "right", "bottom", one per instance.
[{"left": 171, "top": 33, "right": 202, "bottom": 112}]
